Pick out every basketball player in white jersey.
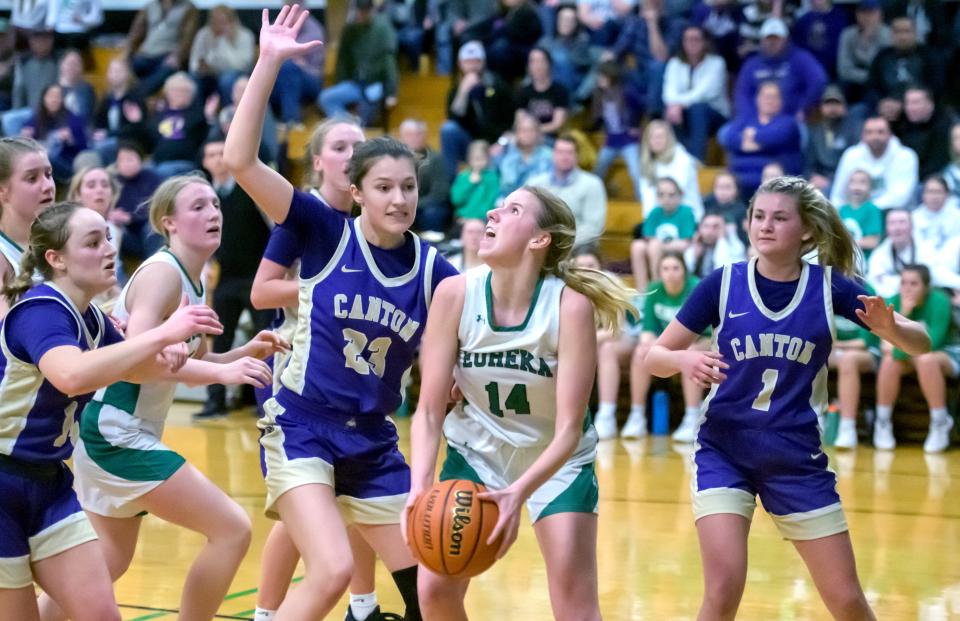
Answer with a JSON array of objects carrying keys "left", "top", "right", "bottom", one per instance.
[{"left": 404, "top": 186, "right": 635, "bottom": 620}]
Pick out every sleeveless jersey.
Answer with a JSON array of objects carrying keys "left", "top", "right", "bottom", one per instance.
[
  {"left": 445, "top": 265, "right": 566, "bottom": 448},
  {"left": 88, "top": 249, "right": 205, "bottom": 423},
  {"left": 702, "top": 258, "right": 834, "bottom": 431},
  {"left": 0, "top": 283, "right": 108, "bottom": 463},
  {"left": 277, "top": 218, "right": 438, "bottom": 416},
  {"left": 0, "top": 230, "right": 24, "bottom": 278}
]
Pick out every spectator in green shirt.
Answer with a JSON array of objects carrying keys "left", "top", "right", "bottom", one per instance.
[
  {"left": 450, "top": 139, "right": 499, "bottom": 221},
  {"left": 874, "top": 264, "right": 960, "bottom": 453},
  {"left": 595, "top": 251, "right": 707, "bottom": 443},
  {"left": 829, "top": 281, "right": 882, "bottom": 449},
  {"left": 838, "top": 169, "right": 883, "bottom": 261},
  {"left": 630, "top": 176, "right": 698, "bottom": 291}
]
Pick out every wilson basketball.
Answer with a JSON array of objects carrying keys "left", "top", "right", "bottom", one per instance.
[{"left": 407, "top": 479, "right": 501, "bottom": 577}]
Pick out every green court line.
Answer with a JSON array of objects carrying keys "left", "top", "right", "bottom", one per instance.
[{"left": 126, "top": 574, "right": 306, "bottom": 620}]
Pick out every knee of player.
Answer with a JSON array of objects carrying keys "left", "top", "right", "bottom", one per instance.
[
  {"left": 324, "top": 558, "right": 355, "bottom": 593},
  {"left": 819, "top": 581, "right": 869, "bottom": 614},
  {"left": 215, "top": 508, "right": 253, "bottom": 551},
  {"left": 417, "top": 571, "right": 461, "bottom": 604},
  {"left": 630, "top": 239, "right": 648, "bottom": 255}
]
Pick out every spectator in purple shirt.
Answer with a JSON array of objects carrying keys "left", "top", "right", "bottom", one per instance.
[
  {"left": 733, "top": 17, "right": 828, "bottom": 118},
  {"left": 720, "top": 80, "right": 804, "bottom": 195}
]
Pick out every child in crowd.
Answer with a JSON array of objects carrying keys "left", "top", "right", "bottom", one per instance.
[
  {"left": 450, "top": 140, "right": 499, "bottom": 221},
  {"left": 837, "top": 169, "right": 882, "bottom": 261},
  {"left": 703, "top": 170, "right": 748, "bottom": 244},
  {"left": 630, "top": 177, "right": 698, "bottom": 290}
]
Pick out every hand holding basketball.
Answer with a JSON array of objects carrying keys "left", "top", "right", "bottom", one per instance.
[
  {"left": 406, "top": 480, "right": 502, "bottom": 577},
  {"left": 476, "top": 485, "right": 524, "bottom": 560}
]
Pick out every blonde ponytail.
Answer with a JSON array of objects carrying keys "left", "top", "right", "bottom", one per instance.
[
  {"left": 750, "top": 176, "right": 859, "bottom": 277},
  {"left": 524, "top": 185, "right": 637, "bottom": 332},
  {"left": 554, "top": 261, "right": 637, "bottom": 332}
]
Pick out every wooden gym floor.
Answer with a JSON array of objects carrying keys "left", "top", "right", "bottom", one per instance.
[{"left": 106, "top": 403, "right": 960, "bottom": 620}]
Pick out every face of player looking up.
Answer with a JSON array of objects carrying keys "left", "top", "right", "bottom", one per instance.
[{"left": 479, "top": 188, "right": 550, "bottom": 267}]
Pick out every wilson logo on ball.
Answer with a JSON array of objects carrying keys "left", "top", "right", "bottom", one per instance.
[
  {"left": 448, "top": 490, "right": 474, "bottom": 556},
  {"left": 408, "top": 479, "right": 502, "bottom": 577}
]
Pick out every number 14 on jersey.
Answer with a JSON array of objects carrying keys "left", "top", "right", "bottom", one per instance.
[{"left": 484, "top": 382, "right": 531, "bottom": 417}]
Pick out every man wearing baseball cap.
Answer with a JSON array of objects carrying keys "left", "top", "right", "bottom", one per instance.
[
  {"left": 806, "top": 85, "right": 862, "bottom": 192},
  {"left": 733, "top": 17, "right": 828, "bottom": 117},
  {"left": 439, "top": 40, "right": 514, "bottom": 178}
]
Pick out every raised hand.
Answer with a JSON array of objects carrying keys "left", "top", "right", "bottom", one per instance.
[{"left": 258, "top": 4, "right": 324, "bottom": 64}]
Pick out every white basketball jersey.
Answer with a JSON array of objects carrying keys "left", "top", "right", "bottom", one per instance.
[
  {"left": 91, "top": 249, "right": 205, "bottom": 422},
  {"left": 445, "top": 265, "right": 565, "bottom": 449}
]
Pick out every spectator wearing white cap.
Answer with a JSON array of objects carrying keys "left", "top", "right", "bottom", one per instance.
[
  {"left": 732, "top": 16, "right": 828, "bottom": 118},
  {"left": 439, "top": 40, "right": 516, "bottom": 178}
]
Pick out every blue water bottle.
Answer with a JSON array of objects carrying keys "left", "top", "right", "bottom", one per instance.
[{"left": 652, "top": 390, "right": 670, "bottom": 435}]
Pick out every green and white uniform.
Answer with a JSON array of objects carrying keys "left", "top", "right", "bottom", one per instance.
[
  {"left": 73, "top": 250, "right": 204, "bottom": 518},
  {"left": 439, "top": 266, "right": 599, "bottom": 522}
]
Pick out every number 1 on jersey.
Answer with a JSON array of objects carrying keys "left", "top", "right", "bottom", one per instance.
[
  {"left": 751, "top": 368, "right": 779, "bottom": 412},
  {"left": 484, "top": 382, "right": 531, "bottom": 417}
]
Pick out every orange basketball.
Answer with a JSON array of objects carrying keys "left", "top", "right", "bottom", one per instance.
[{"left": 407, "top": 479, "right": 502, "bottom": 578}]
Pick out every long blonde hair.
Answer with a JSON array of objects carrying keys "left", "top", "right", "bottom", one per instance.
[
  {"left": 749, "top": 176, "right": 859, "bottom": 276},
  {"left": 525, "top": 185, "right": 636, "bottom": 331},
  {"left": 639, "top": 120, "right": 677, "bottom": 183},
  {"left": 148, "top": 173, "right": 213, "bottom": 243},
  {"left": 4, "top": 202, "right": 79, "bottom": 305}
]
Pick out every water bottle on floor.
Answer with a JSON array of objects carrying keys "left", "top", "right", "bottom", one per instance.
[{"left": 652, "top": 390, "right": 670, "bottom": 435}]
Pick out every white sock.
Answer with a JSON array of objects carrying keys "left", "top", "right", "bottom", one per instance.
[
  {"left": 931, "top": 407, "right": 949, "bottom": 424},
  {"left": 840, "top": 417, "right": 856, "bottom": 431},
  {"left": 254, "top": 609, "right": 276, "bottom": 621},
  {"left": 350, "top": 592, "right": 378, "bottom": 621},
  {"left": 684, "top": 406, "right": 700, "bottom": 420},
  {"left": 597, "top": 402, "right": 616, "bottom": 419},
  {"left": 629, "top": 404, "right": 646, "bottom": 419},
  {"left": 876, "top": 405, "right": 893, "bottom": 422}
]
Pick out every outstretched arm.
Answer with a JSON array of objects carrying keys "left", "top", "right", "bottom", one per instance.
[
  {"left": 37, "top": 298, "right": 222, "bottom": 397},
  {"left": 223, "top": 5, "right": 324, "bottom": 224}
]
